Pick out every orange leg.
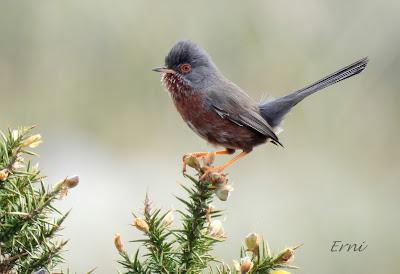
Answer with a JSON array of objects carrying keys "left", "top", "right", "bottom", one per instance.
[
  {"left": 182, "top": 149, "right": 235, "bottom": 173},
  {"left": 200, "top": 150, "right": 249, "bottom": 180},
  {"left": 186, "top": 149, "right": 235, "bottom": 157}
]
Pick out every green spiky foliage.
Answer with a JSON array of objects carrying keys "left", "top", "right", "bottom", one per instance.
[
  {"left": 0, "top": 127, "right": 76, "bottom": 274},
  {"left": 116, "top": 155, "right": 302, "bottom": 274},
  {"left": 176, "top": 175, "right": 222, "bottom": 272}
]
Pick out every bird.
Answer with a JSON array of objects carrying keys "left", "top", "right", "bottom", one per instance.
[{"left": 153, "top": 40, "right": 368, "bottom": 178}]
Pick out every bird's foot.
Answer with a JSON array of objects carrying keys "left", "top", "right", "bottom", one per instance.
[
  {"left": 200, "top": 166, "right": 226, "bottom": 181},
  {"left": 182, "top": 152, "right": 215, "bottom": 174}
]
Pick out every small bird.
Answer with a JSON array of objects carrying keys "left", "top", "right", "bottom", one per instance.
[{"left": 153, "top": 40, "right": 368, "bottom": 177}]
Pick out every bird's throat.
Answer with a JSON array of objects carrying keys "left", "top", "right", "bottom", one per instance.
[{"left": 162, "top": 73, "right": 191, "bottom": 96}]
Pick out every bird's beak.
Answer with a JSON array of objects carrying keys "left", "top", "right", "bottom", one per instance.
[{"left": 152, "top": 66, "right": 176, "bottom": 74}]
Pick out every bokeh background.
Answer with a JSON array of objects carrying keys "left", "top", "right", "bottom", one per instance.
[{"left": 1, "top": 1, "right": 399, "bottom": 273}]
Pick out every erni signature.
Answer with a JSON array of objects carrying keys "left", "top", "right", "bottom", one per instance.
[{"left": 330, "top": 241, "right": 368, "bottom": 252}]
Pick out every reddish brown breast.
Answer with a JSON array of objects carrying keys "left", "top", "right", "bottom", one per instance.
[
  {"left": 161, "top": 73, "right": 267, "bottom": 150},
  {"left": 162, "top": 73, "right": 208, "bottom": 134}
]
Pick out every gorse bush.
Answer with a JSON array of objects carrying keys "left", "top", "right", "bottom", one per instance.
[
  {"left": 115, "top": 153, "right": 301, "bottom": 274},
  {"left": 0, "top": 127, "right": 78, "bottom": 274},
  {"left": 0, "top": 126, "right": 301, "bottom": 273}
]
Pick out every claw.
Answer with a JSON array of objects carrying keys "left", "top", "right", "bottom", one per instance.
[
  {"left": 182, "top": 149, "right": 241, "bottom": 177},
  {"left": 200, "top": 166, "right": 225, "bottom": 181}
]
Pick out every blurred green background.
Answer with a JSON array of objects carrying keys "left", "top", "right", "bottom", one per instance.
[{"left": 1, "top": 1, "right": 399, "bottom": 273}]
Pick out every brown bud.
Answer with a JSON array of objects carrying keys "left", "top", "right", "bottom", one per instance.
[
  {"left": 239, "top": 257, "right": 253, "bottom": 274},
  {"left": 144, "top": 192, "right": 152, "bottom": 216},
  {"left": 273, "top": 248, "right": 294, "bottom": 264},
  {"left": 0, "top": 169, "right": 9, "bottom": 181},
  {"left": 114, "top": 233, "right": 124, "bottom": 252},
  {"left": 55, "top": 176, "right": 79, "bottom": 199},
  {"left": 64, "top": 175, "right": 79, "bottom": 189},
  {"left": 133, "top": 217, "right": 149, "bottom": 233}
]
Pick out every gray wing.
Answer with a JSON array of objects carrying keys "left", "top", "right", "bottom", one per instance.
[{"left": 205, "top": 82, "right": 282, "bottom": 146}]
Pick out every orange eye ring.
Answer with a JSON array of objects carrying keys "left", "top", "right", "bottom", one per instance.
[{"left": 179, "top": 63, "right": 192, "bottom": 74}]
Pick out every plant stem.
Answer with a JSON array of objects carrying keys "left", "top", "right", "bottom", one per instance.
[{"left": 179, "top": 175, "right": 214, "bottom": 273}]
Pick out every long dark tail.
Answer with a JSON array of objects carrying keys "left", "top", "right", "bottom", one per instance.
[{"left": 259, "top": 57, "right": 369, "bottom": 128}]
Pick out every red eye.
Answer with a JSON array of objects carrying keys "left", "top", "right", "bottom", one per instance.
[{"left": 179, "top": 63, "right": 192, "bottom": 74}]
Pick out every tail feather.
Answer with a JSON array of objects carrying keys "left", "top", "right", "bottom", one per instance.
[{"left": 259, "top": 57, "right": 369, "bottom": 128}]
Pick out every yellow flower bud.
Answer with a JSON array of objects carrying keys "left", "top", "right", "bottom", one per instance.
[
  {"left": 162, "top": 210, "right": 174, "bottom": 227},
  {"left": 270, "top": 271, "right": 291, "bottom": 274},
  {"left": 133, "top": 217, "right": 149, "bottom": 233},
  {"left": 0, "top": 169, "right": 9, "bottom": 181},
  {"left": 239, "top": 257, "right": 253, "bottom": 274},
  {"left": 114, "top": 233, "right": 124, "bottom": 252},
  {"left": 21, "top": 134, "right": 42, "bottom": 148},
  {"left": 183, "top": 155, "right": 201, "bottom": 170},
  {"left": 207, "top": 219, "right": 224, "bottom": 238},
  {"left": 245, "top": 233, "right": 260, "bottom": 252}
]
